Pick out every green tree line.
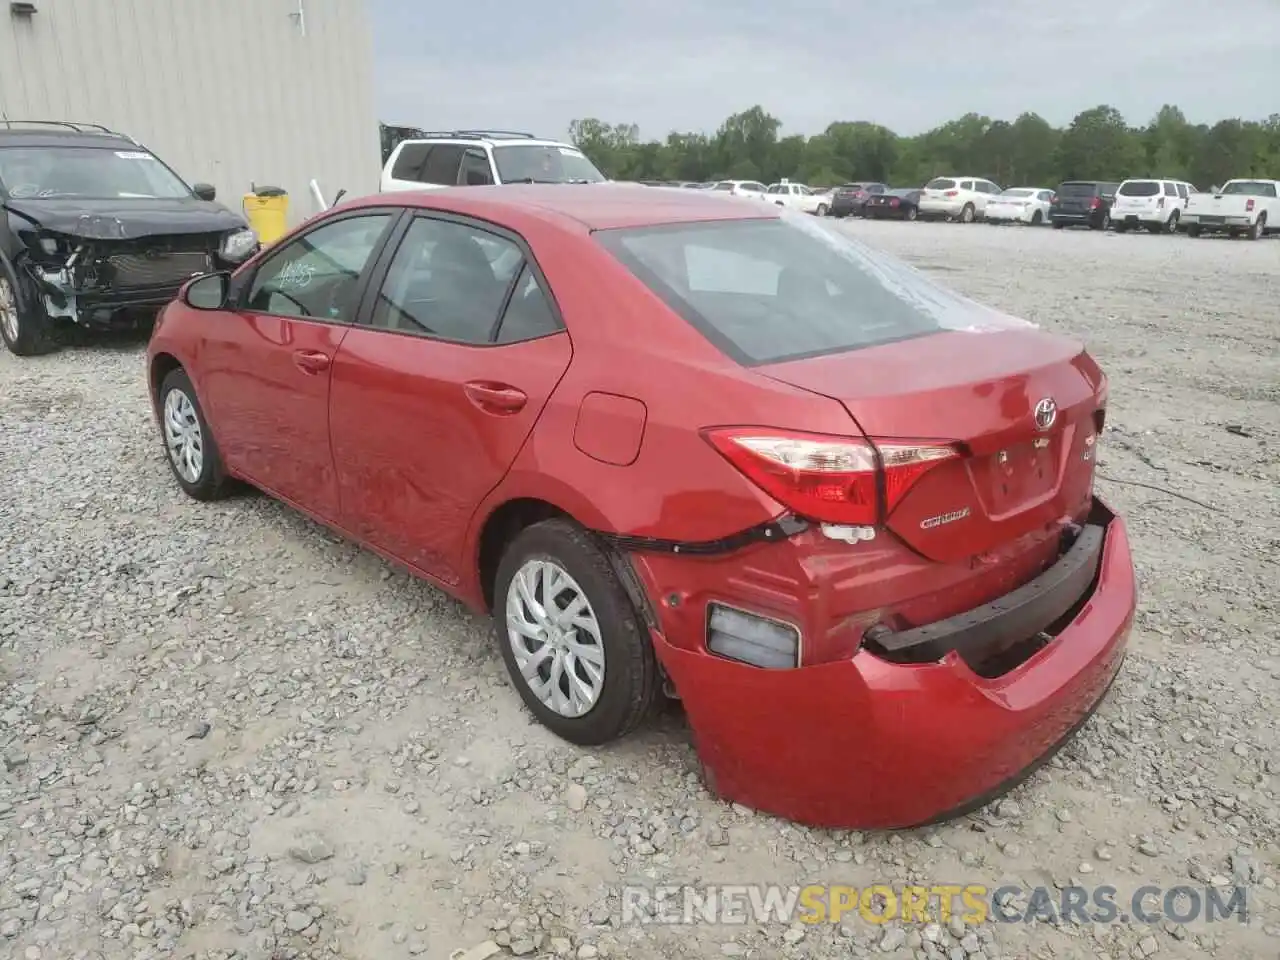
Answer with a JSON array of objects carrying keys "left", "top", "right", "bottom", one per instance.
[{"left": 567, "top": 105, "right": 1280, "bottom": 189}]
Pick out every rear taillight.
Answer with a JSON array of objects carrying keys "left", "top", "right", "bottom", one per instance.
[
  {"left": 704, "top": 428, "right": 956, "bottom": 526},
  {"left": 1090, "top": 197, "right": 1101, "bottom": 209},
  {"left": 1050, "top": 194, "right": 1057, "bottom": 204},
  {"left": 890, "top": 198, "right": 900, "bottom": 207},
  {"left": 944, "top": 190, "right": 959, "bottom": 197},
  {"left": 1246, "top": 197, "right": 1255, "bottom": 212}
]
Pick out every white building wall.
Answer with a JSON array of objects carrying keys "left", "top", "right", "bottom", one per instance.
[{"left": 0, "top": 0, "right": 380, "bottom": 225}]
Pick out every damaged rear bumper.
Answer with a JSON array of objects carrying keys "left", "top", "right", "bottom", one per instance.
[{"left": 637, "top": 498, "right": 1136, "bottom": 829}]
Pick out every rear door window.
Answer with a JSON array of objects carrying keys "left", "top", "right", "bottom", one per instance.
[
  {"left": 391, "top": 143, "right": 431, "bottom": 182},
  {"left": 421, "top": 145, "right": 465, "bottom": 185}
]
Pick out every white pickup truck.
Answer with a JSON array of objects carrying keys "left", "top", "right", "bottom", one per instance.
[
  {"left": 764, "top": 181, "right": 827, "bottom": 215},
  {"left": 1182, "top": 179, "right": 1280, "bottom": 240}
]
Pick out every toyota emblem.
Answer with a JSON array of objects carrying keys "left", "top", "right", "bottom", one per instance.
[{"left": 1033, "top": 398, "right": 1058, "bottom": 431}]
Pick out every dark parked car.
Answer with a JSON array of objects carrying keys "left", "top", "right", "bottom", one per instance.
[
  {"left": 829, "top": 182, "right": 888, "bottom": 217},
  {"left": 863, "top": 188, "right": 922, "bottom": 221},
  {"left": 0, "top": 121, "right": 258, "bottom": 356},
  {"left": 1050, "top": 181, "right": 1119, "bottom": 231},
  {"left": 148, "top": 184, "right": 1134, "bottom": 829}
]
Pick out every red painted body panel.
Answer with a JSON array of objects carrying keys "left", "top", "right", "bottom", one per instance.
[
  {"left": 328, "top": 327, "right": 572, "bottom": 585},
  {"left": 639, "top": 510, "right": 1135, "bottom": 829},
  {"left": 199, "top": 311, "right": 349, "bottom": 519},
  {"left": 147, "top": 185, "right": 1138, "bottom": 830}
]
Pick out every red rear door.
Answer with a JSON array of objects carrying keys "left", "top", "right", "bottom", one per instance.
[
  {"left": 759, "top": 328, "right": 1106, "bottom": 563},
  {"left": 329, "top": 215, "right": 571, "bottom": 586}
]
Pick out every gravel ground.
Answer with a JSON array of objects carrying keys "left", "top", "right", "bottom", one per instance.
[{"left": 1, "top": 220, "right": 1277, "bottom": 960}]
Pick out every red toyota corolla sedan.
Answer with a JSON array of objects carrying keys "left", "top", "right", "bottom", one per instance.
[{"left": 146, "top": 185, "right": 1135, "bottom": 829}]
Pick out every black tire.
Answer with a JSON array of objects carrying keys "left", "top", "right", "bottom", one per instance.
[
  {"left": 0, "top": 269, "right": 59, "bottom": 357},
  {"left": 1091, "top": 213, "right": 1110, "bottom": 231},
  {"left": 1165, "top": 211, "right": 1180, "bottom": 234},
  {"left": 1187, "top": 225, "right": 1202, "bottom": 238},
  {"left": 493, "top": 519, "right": 659, "bottom": 746},
  {"left": 816, "top": 203, "right": 828, "bottom": 216},
  {"left": 960, "top": 203, "right": 975, "bottom": 224},
  {"left": 905, "top": 206, "right": 918, "bottom": 221},
  {"left": 1030, "top": 210, "right": 1043, "bottom": 226},
  {"left": 1248, "top": 214, "right": 1266, "bottom": 240},
  {"left": 1052, "top": 221, "right": 1065, "bottom": 230},
  {"left": 156, "top": 367, "right": 230, "bottom": 501},
  {"left": 1115, "top": 223, "right": 1129, "bottom": 233}
]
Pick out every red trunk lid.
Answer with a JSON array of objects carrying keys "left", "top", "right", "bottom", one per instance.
[{"left": 759, "top": 329, "right": 1105, "bottom": 562}]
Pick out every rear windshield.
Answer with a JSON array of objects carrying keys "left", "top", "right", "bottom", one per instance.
[
  {"left": 1118, "top": 180, "right": 1160, "bottom": 196},
  {"left": 1221, "top": 180, "right": 1278, "bottom": 197},
  {"left": 593, "top": 215, "right": 1033, "bottom": 366},
  {"left": 925, "top": 178, "right": 956, "bottom": 190},
  {"left": 999, "top": 188, "right": 1034, "bottom": 197},
  {"left": 1057, "top": 182, "right": 1099, "bottom": 197}
]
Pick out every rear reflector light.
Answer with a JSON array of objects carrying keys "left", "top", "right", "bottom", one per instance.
[
  {"left": 707, "top": 603, "right": 799, "bottom": 669},
  {"left": 1246, "top": 198, "right": 1255, "bottom": 212},
  {"left": 704, "top": 427, "right": 957, "bottom": 526},
  {"left": 944, "top": 190, "right": 959, "bottom": 197},
  {"left": 1090, "top": 197, "right": 1101, "bottom": 209}
]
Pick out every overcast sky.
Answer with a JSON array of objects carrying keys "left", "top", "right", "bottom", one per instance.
[{"left": 370, "top": 0, "right": 1280, "bottom": 141}]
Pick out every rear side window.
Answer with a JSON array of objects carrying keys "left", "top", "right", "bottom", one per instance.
[
  {"left": 925, "top": 178, "right": 955, "bottom": 190},
  {"left": 594, "top": 218, "right": 1026, "bottom": 366},
  {"left": 391, "top": 143, "right": 431, "bottom": 181},
  {"left": 1119, "top": 181, "right": 1160, "bottom": 197},
  {"left": 712, "top": 182, "right": 734, "bottom": 191},
  {"left": 1175, "top": 183, "right": 1188, "bottom": 199},
  {"left": 496, "top": 265, "right": 560, "bottom": 343}
]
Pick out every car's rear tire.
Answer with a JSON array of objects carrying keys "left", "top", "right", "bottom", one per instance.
[
  {"left": 1115, "top": 223, "right": 1129, "bottom": 233},
  {"left": 905, "top": 207, "right": 918, "bottom": 221},
  {"left": 1052, "top": 221, "right": 1065, "bottom": 230},
  {"left": 157, "top": 367, "right": 230, "bottom": 501},
  {"left": 1187, "top": 225, "right": 1202, "bottom": 238},
  {"left": 1030, "top": 210, "right": 1043, "bottom": 226},
  {"left": 1248, "top": 214, "right": 1266, "bottom": 240},
  {"left": 1164, "top": 211, "right": 1180, "bottom": 234},
  {"left": 959, "top": 203, "right": 975, "bottom": 224},
  {"left": 816, "top": 203, "right": 828, "bottom": 216},
  {"left": 493, "top": 519, "right": 660, "bottom": 746},
  {"left": 0, "top": 270, "right": 59, "bottom": 357}
]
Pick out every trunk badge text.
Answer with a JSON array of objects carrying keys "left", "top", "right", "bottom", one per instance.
[
  {"left": 1034, "top": 397, "right": 1058, "bottom": 431},
  {"left": 920, "top": 507, "right": 971, "bottom": 530}
]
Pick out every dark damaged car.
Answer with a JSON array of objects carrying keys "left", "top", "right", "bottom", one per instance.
[{"left": 0, "top": 123, "right": 259, "bottom": 356}]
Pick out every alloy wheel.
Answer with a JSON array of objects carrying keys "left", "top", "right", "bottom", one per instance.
[
  {"left": 163, "top": 388, "right": 205, "bottom": 484},
  {"left": 505, "top": 559, "right": 606, "bottom": 718},
  {"left": 0, "top": 276, "right": 18, "bottom": 345}
]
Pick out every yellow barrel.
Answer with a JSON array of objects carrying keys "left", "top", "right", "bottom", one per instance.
[{"left": 242, "top": 192, "right": 289, "bottom": 246}]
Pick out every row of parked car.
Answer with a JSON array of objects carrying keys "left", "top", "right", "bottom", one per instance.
[{"left": 645, "top": 176, "right": 1280, "bottom": 240}]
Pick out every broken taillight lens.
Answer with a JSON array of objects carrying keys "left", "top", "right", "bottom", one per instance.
[{"left": 704, "top": 427, "right": 956, "bottom": 526}]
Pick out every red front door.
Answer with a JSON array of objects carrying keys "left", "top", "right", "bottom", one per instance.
[
  {"left": 198, "top": 211, "right": 397, "bottom": 520},
  {"left": 328, "top": 214, "right": 572, "bottom": 585}
]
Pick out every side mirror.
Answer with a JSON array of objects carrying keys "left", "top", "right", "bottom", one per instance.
[
  {"left": 192, "top": 183, "right": 217, "bottom": 202},
  {"left": 182, "top": 272, "right": 231, "bottom": 310}
]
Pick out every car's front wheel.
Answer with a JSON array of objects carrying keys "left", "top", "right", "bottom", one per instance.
[
  {"left": 494, "top": 519, "right": 659, "bottom": 746},
  {"left": 0, "top": 271, "right": 58, "bottom": 357},
  {"left": 816, "top": 203, "right": 828, "bottom": 216},
  {"left": 157, "top": 367, "right": 230, "bottom": 501}
]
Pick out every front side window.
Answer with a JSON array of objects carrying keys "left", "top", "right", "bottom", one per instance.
[
  {"left": 595, "top": 216, "right": 1031, "bottom": 366},
  {"left": 246, "top": 214, "right": 391, "bottom": 321},
  {"left": 459, "top": 148, "right": 494, "bottom": 186},
  {"left": 0, "top": 146, "right": 193, "bottom": 200},
  {"left": 369, "top": 218, "right": 516, "bottom": 343}
]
